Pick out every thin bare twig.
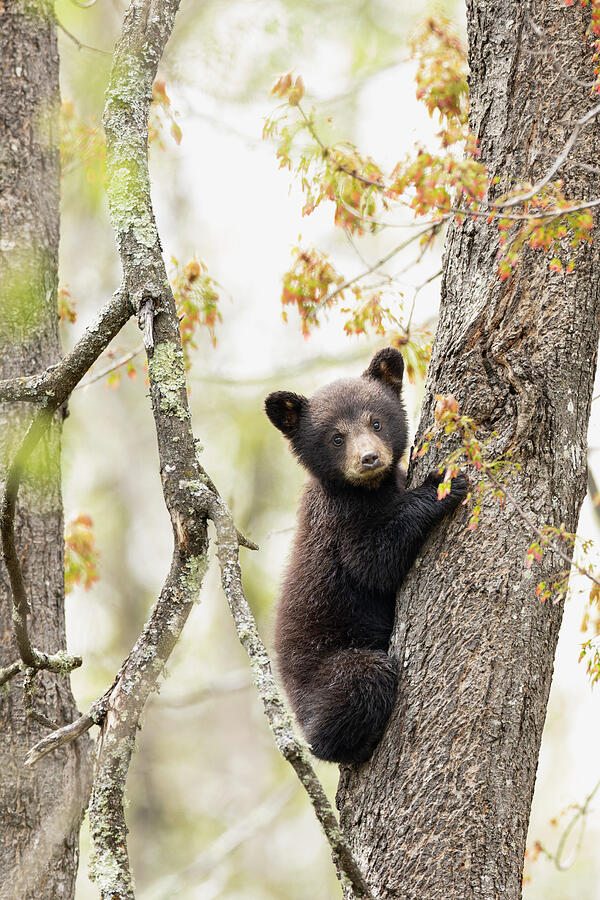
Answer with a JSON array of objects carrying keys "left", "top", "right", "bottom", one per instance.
[
  {"left": 141, "top": 785, "right": 294, "bottom": 899},
  {"left": 57, "top": 19, "right": 112, "bottom": 55},
  {"left": 157, "top": 669, "right": 252, "bottom": 709},
  {"left": 324, "top": 223, "right": 444, "bottom": 307},
  {"left": 526, "top": 14, "right": 596, "bottom": 90},
  {"left": 570, "top": 161, "right": 600, "bottom": 177},
  {"left": 76, "top": 345, "right": 144, "bottom": 390},
  {"left": 452, "top": 196, "right": 600, "bottom": 220},
  {"left": 554, "top": 778, "right": 600, "bottom": 871},
  {"left": 0, "top": 660, "right": 23, "bottom": 688},
  {"left": 26, "top": 707, "right": 101, "bottom": 767}
]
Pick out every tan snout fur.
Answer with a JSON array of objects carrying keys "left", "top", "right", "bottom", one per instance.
[{"left": 342, "top": 425, "right": 392, "bottom": 486}]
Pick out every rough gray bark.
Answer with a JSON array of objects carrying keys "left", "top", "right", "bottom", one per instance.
[
  {"left": 0, "top": 2, "right": 90, "bottom": 897},
  {"left": 337, "top": 3, "right": 600, "bottom": 899}
]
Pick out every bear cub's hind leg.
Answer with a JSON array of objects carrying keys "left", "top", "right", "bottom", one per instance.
[{"left": 299, "top": 650, "right": 399, "bottom": 764}]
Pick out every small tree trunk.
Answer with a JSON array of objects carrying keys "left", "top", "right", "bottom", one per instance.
[
  {"left": 337, "top": 3, "right": 600, "bottom": 898},
  {"left": 0, "top": 3, "right": 89, "bottom": 897}
]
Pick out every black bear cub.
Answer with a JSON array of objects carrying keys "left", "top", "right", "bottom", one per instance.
[{"left": 265, "top": 348, "right": 467, "bottom": 764}]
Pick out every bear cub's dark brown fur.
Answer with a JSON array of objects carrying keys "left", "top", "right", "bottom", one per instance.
[{"left": 265, "top": 348, "right": 467, "bottom": 764}]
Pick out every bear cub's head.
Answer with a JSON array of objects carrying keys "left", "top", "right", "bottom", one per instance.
[{"left": 265, "top": 347, "right": 408, "bottom": 490}]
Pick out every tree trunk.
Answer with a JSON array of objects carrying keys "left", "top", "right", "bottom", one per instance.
[
  {"left": 0, "top": 3, "right": 89, "bottom": 897},
  {"left": 337, "top": 3, "right": 600, "bottom": 898}
]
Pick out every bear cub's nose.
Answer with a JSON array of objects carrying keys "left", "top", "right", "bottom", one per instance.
[{"left": 361, "top": 451, "right": 380, "bottom": 468}]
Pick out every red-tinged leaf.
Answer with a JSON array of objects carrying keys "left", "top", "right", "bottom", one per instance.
[{"left": 437, "top": 482, "right": 450, "bottom": 500}]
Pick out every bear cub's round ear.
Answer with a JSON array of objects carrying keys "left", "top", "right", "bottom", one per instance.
[
  {"left": 363, "top": 347, "right": 404, "bottom": 395},
  {"left": 265, "top": 391, "right": 307, "bottom": 437}
]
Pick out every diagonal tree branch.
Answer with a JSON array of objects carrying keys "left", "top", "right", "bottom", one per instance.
[
  {"left": 0, "top": 290, "right": 133, "bottom": 404},
  {"left": 0, "top": 291, "right": 135, "bottom": 680},
  {"left": 195, "top": 483, "right": 377, "bottom": 900}
]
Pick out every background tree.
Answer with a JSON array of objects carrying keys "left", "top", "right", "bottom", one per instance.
[{"left": 0, "top": 4, "right": 89, "bottom": 897}]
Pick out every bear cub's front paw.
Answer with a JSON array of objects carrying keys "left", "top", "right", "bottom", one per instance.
[{"left": 425, "top": 470, "right": 469, "bottom": 505}]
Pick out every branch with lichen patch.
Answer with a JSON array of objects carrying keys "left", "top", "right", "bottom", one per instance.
[
  {"left": 196, "top": 482, "right": 376, "bottom": 900},
  {"left": 0, "top": 290, "right": 132, "bottom": 404}
]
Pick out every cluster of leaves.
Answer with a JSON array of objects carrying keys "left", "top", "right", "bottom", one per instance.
[
  {"left": 414, "top": 393, "right": 516, "bottom": 531},
  {"left": 105, "top": 354, "right": 138, "bottom": 389},
  {"left": 495, "top": 184, "right": 594, "bottom": 280},
  {"left": 391, "top": 329, "right": 433, "bottom": 384},
  {"left": 281, "top": 245, "right": 345, "bottom": 338},
  {"left": 580, "top": 638, "right": 600, "bottom": 684},
  {"left": 64, "top": 513, "right": 100, "bottom": 594},
  {"left": 267, "top": 11, "right": 600, "bottom": 355},
  {"left": 264, "top": 102, "right": 387, "bottom": 237},
  {"left": 171, "top": 256, "right": 221, "bottom": 363},
  {"left": 388, "top": 17, "right": 487, "bottom": 218},
  {"left": 388, "top": 151, "right": 486, "bottom": 220},
  {"left": 341, "top": 292, "right": 402, "bottom": 338},
  {"left": 149, "top": 78, "right": 183, "bottom": 149},
  {"left": 526, "top": 524, "right": 578, "bottom": 605},
  {"left": 579, "top": 577, "right": 600, "bottom": 684},
  {"left": 411, "top": 17, "right": 468, "bottom": 129}
]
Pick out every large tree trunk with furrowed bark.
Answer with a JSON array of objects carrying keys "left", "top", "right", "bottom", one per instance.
[
  {"left": 337, "top": 3, "right": 600, "bottom": 898},
  {"left": 0, "top": 3, "right": 89, "bottom": 897}
]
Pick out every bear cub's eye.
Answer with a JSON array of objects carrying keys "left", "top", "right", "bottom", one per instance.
[
  {"left": 332, "top": 433, "right": 344, "bottom": 446},
  {"left": 372, "top": 420, "right": 382, "bottom": 432}
]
